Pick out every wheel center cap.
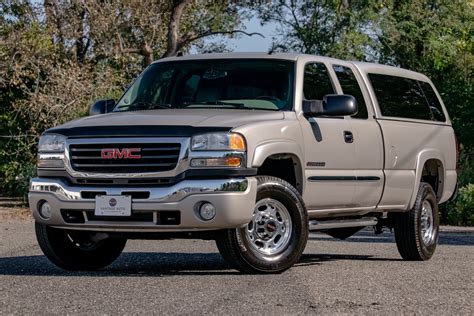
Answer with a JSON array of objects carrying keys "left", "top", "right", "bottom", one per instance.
[{"left": 266, "top": 221, "right": 277, "bottom": 233}]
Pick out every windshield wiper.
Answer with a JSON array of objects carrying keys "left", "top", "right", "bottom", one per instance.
[
  {"left": 127, "top": 101, "right": 173, "bottom": 111},
  {"left": 184, "top": 100, "right": 246, "bottom": 108}
]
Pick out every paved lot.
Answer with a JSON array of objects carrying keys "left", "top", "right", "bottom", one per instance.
[{"left": 0, "top": 220, "right": 473, "bottom": 314}]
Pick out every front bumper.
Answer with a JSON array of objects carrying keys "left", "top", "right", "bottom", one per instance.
[{"left": 29, "top": 177, "right": 257, "bottom": 232}]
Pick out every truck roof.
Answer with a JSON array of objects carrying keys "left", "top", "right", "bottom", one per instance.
[{"left": 156, "top": 52, "right": 430, "bottom": 82}]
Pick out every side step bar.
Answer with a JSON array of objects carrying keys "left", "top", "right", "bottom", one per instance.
[{"left": 309, "top": 217, "right": 378, "bottom": 231}]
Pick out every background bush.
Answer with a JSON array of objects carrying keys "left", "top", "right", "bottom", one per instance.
[{"left": 445, "top": 184, "right": 474, "bottom": 227}]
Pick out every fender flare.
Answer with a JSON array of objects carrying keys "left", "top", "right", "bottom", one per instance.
[
  {"left": 251, "top": 141, "right": 305, "bottom": 191},
  {"left": 408, "top": 149, "right": 446, "bottom": 209}
]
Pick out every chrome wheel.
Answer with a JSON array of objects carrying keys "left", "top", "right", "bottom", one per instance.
[
  {"left": 420, "top": 200, "right": 435, "bottom": 245},
  {"left": 244, "top": 198, "right": 292, "bottom": 258}
]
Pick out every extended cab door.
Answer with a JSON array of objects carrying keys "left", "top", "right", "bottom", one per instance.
[
  {"left": 331, "top": 64, "right": 384, "bottom": 208},
  {"left": 299, "top": 61, "right": 357, "bottom": 209}
]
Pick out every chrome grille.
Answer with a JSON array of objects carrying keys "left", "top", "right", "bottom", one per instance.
[{"left": 69, "top": 143, "right": 181, "bottom": 173}]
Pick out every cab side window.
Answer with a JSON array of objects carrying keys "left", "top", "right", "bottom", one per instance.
[
  {"left": 333, "top": 65, "right": 369, "bottom": 119},
  {"left": 368, "top": 73, "right": 432, "bottom": 121},
  {"left": 303, "top": 63, "right": 335, "bottom": 100}
]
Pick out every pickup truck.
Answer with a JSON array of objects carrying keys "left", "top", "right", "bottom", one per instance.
[{"left": 29, "top": 53, "right": 458, "bottom": 273}]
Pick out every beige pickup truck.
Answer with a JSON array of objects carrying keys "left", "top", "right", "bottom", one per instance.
[{"left": 29, "top": 53, "right": 458, "bottom": 273}]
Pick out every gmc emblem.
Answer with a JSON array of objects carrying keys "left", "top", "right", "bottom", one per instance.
[{"left": 101, "top": 148, "right": 142, "bottom": 159}]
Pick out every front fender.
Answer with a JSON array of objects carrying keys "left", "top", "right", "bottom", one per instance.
[
  {"left": 251, "top": 141, "right": 305, "bottom": 192},
  {"left": 251, "top": 141, "right": 304, "bottom": 168}
]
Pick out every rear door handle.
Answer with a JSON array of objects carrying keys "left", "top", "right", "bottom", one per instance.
[{"left": 344, "top": 131, "right": 354, "bottom": 143}]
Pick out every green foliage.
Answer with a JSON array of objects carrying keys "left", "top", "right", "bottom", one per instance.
[
  {"left": 0, "top": 0, "right": 473, "bottom": 225},
  {"left": 0, "top": 0, "right": 247, "bottom": 198},
  {"left": 458, "top": 149, "right": 474, "bottom": 188},
  {"left": 377, "top": 0, "right": 474, "bottom": 150},
  {"left": 258, "top": 0, "right": 381, "bottom": 60},
  {"left": 444, "top": 184, "right": 474, "bottom": 226},
  {"left": 0, "top": 160, "right": 36, "bottom": 200},
  {"left": 441, "top": 149, "right": 474, "bottom": 226},
  {"left": 262, "top": 0, "right": 473, "bottom": 225}
]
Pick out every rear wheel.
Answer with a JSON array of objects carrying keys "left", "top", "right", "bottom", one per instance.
[
  {"left": 393, "top": 182, "right": 439, "bottom": 261},
  {"left": 35, "top": 222, "right": 127, "bottom": 271},
  {"left": 216, "top": 176, "right": 308, "bottom": 273}
]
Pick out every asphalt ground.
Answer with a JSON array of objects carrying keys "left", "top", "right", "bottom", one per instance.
[{"left": 0, "top": 219, "right": 473, "bottom": 314}]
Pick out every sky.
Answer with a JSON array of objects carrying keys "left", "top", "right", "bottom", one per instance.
[{"left": 223, "top": 17, "right": 277, "bottom": 52}]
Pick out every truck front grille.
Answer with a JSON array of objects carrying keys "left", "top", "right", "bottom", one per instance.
[{"left": 69, "top": 143, "right": 181, "bottom": 173}]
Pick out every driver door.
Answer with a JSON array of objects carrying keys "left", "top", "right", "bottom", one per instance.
[{"left": 300, "top": 62, "right": 357, "bottom": 210}]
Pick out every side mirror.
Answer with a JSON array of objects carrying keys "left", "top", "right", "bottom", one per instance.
[
  {"left": 303, "top": 94, "right": 358, "bottom": 117},
  {"left": 89, "top": 99, "right": 116, "bottom": 116}
]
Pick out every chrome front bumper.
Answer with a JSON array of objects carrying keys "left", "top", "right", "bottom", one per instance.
[{"left": 29, "top": 177, "right": 257, "bottom": 232}]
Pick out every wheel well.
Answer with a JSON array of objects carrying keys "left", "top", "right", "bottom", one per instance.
[
  {"left": 421, "top": 159, "right": 444, "bottom": 200},
  {"left": 257, "top": 154, "right": 303, "bottom": 193}
]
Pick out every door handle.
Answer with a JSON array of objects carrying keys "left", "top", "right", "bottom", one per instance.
[{"left": 344, "top": 131, "right": 354, "bottom": 143}]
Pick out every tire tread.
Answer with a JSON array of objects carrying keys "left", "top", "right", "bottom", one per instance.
[
  {"left": 216, "top": 176, "right": 308, "bottom": 273},
  {"left": 394, "top": 182, "right": 438, "bottom": 261}
]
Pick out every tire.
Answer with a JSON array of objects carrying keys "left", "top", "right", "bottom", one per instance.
[
  {"left": 216, "top": 176, "right": 309, "bottom": 273},
  {"left": 393, "top": 182, "right": 439, "bottom": 261},
  {"left": 35, "top": 222, "right": 127, "bottom": 271}
]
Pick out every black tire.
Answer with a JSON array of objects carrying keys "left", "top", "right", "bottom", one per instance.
[
  {"left": 393, "top": 182, "right": 439, "bottom": 261},
  {"left": 35, "top": 222, "right": 127, "bottom": 271},
  {"left": 216, "top": 176, "right": 308, "bottom": 273}
]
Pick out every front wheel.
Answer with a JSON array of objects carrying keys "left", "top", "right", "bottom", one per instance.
[
  {"left": 393, "top": 182, "right": 439, "bottom": 261},
  {"left": 216, "top": 176, "right": 308, "bottom": 273},
  {"left": 35, "top": 222, "right": 127, "bottom": 271}
]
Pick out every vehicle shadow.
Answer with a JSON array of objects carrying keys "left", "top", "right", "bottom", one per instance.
[
  {"left": 0, "top": 251, "right": 402, "bottom": 277},
  {"left": 297, "top": 253, "right": 402, "bottom": 267},
  {"left": 310, "top": 230, "right": 474, "bottom": 246}
]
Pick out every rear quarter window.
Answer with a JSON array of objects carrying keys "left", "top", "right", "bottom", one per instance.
[
  {"left": 418, "top": 81, "right": 446, "bottom": 122},
  {"left": 368, "top": 73, "right": 432, "bottom": 121}
]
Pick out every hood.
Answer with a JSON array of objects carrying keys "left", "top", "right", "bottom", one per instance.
[{"left": 46, "top": 109, "right": 285, "bottom": 137}]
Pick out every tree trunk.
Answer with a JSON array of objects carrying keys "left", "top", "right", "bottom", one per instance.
[
  {"left": 75, "top": 6, "right": 87, "bottom": 64},
  {"left": 44, "top": 0, "right": 64, "bottom": 53},
  {"left": 162, "top": 0, "right": 191, "bottom": 58},
  {"left": 140, "top": 43, "right": 154, "bottom": 66}
]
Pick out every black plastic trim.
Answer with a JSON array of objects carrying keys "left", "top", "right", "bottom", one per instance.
[
  {"left": 44, "top": 125, "right": 231, "bottom": 138},
  {"left": 308, "top": 176, "right": 380, "bottom": 181},
  {"left": 37, "top": 168, "right": 258, "bottom": 187}
]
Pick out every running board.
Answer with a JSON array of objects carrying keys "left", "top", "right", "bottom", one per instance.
[{"left": 309, "top": 217, "right": 378, "bottom": 231}]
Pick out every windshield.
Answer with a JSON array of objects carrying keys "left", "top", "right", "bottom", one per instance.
[{"left": 115, "top": 59, "right": 295, "bottom": 112}]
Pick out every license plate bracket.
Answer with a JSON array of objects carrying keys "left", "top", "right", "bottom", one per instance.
[{"left": 95, "top": 195, "right": 131, "bottom": 217}]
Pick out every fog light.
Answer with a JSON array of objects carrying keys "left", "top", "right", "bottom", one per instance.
[
  {"left": 39, "top": 201, "right": 52, "bottom": 220},
  {"left": 199, "top": 202, "right": 216, "bottom": 221}
]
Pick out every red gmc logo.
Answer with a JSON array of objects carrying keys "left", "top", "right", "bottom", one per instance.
[{"left": 101, "top": 148, "right": 142, "bottom": 159}]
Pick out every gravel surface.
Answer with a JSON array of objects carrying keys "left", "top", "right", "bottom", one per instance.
[{"left": 0, "top": 219, "right": 473, "bottom": 314}]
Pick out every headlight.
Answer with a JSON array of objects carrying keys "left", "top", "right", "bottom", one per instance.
[
  {"left": 191, "top": 132, "right": 246, "bottom": 151},
  {"left": 38, "top": 134, "right": 66, "bottom": 153},
  {"left": 37, "top": 134, "right": 66, "bottom": 169}
]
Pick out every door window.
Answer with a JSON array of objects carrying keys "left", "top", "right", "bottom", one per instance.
[
  {"left": 333, "top": 65, "right": 368, "bottom": 119},
  {"left": 303, "top": 63, "right": 335, "bottom": 100}
]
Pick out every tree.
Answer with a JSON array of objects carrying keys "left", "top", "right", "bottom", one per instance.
[
  {"left": 162, "top": 0, "right": 262, "bottom": 58},
  {"left": 0, "top": 0, "right": 257, "bottom": 196},
  {"left": 377, "top": 0, "right": 474, "bottom": 151},
  {"left": 257, "top": 0, "right": 380, "bottom": 60},
  {"left": 261, "top": 0, "right": 474, "bottom": 214},
  {"left": 260, "top": 0, "right": 473, "bottom": 150}
]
